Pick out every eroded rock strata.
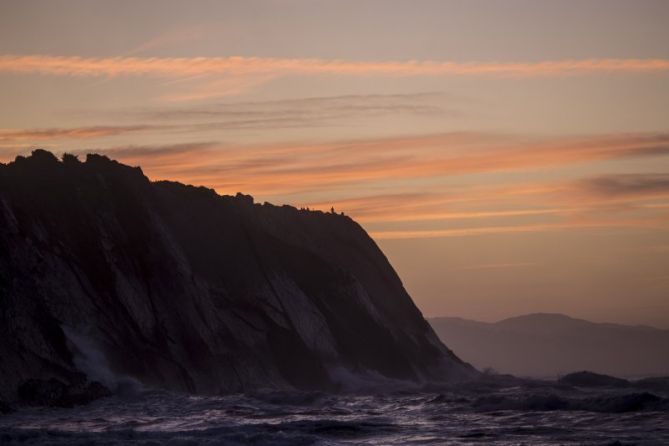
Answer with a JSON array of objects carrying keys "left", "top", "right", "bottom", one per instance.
[{"left": 0, "top": 150, "right": 472, "bottom": 402}]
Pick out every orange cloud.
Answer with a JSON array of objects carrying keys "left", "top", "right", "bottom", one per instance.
[
  {"left": 306, "top": 173, "right": 669, "bottom": 229},
  {"left": 0, "top": 125, "right": 158, "bottom": 143},
  {"left": 99, "top": 132, "right": 669, "bottom": 196},
  {"left": 304, "top": 191, "right": 577, "bottom": 223},
  {"left": 370, "top": 218, "right": 666, "bottom": 240},
  {"left": 57, "top": 132, "right": 663, "bottom": 240},
  {"left": 1, "top": 55, "right": 668, "bottom": 79},
  {"left": 455, "top": 262, "right": 537, "bottom": 270},
  {"left": 6, "top": 132, "right": 666, "bottom": 239},
  {"left": 159, "top": 74, "right": 277, "bottom": 101},
  {"left": 578, "top": 174, "right": 669, "bottom": 198},
  {"left": 355, "top": 208, "right": 575, "bottom": 223},
  {"left": 36, "top": 132, "right": 669, "bottom": 194}
]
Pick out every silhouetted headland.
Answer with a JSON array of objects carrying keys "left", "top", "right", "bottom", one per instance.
[{"left": 0, "top": 150, "right": 473, "bottom": 407}]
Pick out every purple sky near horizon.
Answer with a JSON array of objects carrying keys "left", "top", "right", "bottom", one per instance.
[{"left": 1, "top": 0, "right": 668, "bottom": 327}]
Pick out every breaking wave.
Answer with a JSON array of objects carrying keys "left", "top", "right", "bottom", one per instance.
[
  {"left": 62, "top": 327, "right": 143, "bottom": 395},
  {"left": 1, "top": 383, "right": 668, "bottom": 445}
]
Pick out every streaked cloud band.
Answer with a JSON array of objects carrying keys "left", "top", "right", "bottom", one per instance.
[{"left": 1, "top": 55, "right": 668, "bottom": 78}]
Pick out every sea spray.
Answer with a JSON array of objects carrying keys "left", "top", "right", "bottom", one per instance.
[{"left": 62, "top": 326, "right": 143, "bottom": 395}]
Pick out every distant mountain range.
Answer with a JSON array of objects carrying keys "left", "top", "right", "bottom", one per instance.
[{"left": 429, "top": 313, "right": 669, "bottom": 378}]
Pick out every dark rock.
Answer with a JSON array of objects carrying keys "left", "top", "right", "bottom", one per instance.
[
  {"left": 17, "top": 378, "right": 111, "bottom": 407},
  {"left": 472, "top": 390, "right": 668, "bottom": 413},
  {"left": 634, "top": 376, "right": 669, "bottom": 393},
  {"left": 235, "top": 192, "right": 254, "bottom": 205},
  {"left": 582, "top": 391, "right": 667, "bottom": 413},
  {"left": 0, "top": 150, "right": 474, "bottom": 401},
  {"left": 64, "top": 381, "right": 112, "bottom": 406},
  {"left": 558, "top": 371, "right": 630, "bottom": 388},
  {"left": 17, "top": 378, "right": 68, "bottom": 406},
  {"left": 0, "top": 400, "right": 13, "bottom": 414}
]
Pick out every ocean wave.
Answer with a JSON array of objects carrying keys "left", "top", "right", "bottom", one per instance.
[
  {"left": 471, "top": 391, "right": 668, "bottom": 413},
  {"left": 2, "top": 387, "right": 668, "bottom": 445}
]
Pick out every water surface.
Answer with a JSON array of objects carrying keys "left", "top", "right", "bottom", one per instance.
[{"left": 1, "top": 383, "right": 667, "bottom": 445}]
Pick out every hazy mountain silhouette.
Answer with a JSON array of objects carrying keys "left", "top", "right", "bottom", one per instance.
[
  {"left": 429, "top": 313, "right": 669, "bottom": 378},
  {"left": 0, "top": 150, "right": 472, "bottom": 404}
]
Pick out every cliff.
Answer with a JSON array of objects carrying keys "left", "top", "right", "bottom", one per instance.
[{"left": 0, "top": 150, "right": 471, "bottom": 402}]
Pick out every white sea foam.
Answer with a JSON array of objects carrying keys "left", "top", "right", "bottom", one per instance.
[{"left": 62, "top": 326, "right": 143, "bottom": 395}]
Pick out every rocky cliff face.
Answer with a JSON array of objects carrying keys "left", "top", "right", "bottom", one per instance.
[{"left": 0, "top": 150, "right": 471, "bottom": 401}]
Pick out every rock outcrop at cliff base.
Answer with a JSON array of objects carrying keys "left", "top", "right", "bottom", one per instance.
[{"left": 0, "top": 150, "right": 472, "bottom": 402}]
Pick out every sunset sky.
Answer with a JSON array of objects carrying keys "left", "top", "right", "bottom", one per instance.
[{"left": 1, "top": 0, "right": 668, "bottom": 327}]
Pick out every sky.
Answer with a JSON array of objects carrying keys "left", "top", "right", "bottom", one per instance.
[{"left": 1, "top": 0, "right": 668, "bottom": 327}]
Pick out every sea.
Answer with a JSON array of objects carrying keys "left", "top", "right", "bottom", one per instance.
[{"left": 1, "top": 382, "right": 668, "bottom": 445}]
